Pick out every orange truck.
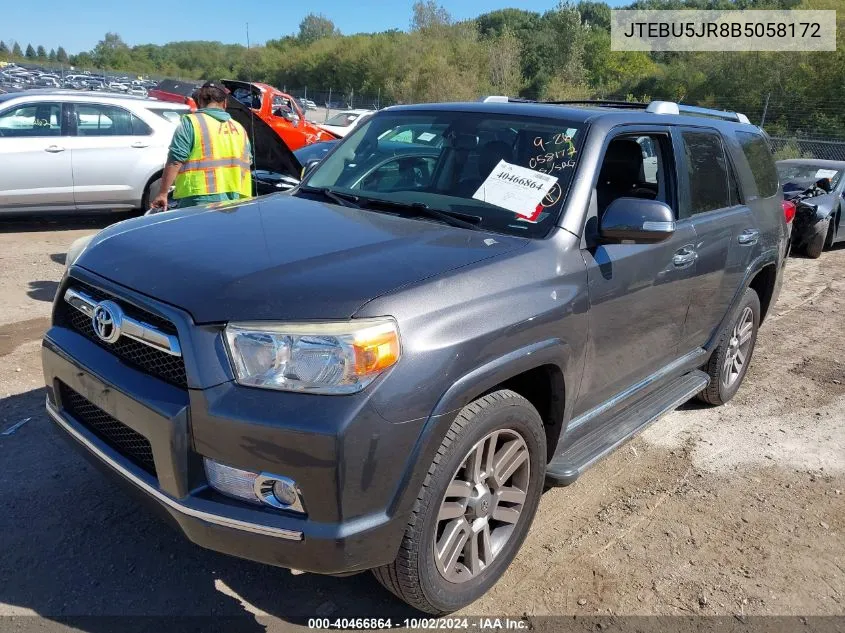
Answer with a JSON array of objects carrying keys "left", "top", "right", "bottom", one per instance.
[{"left": 148, "top": 79, "right": 337, "bottom": 150}]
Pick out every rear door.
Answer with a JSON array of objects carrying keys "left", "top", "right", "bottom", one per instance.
[
  {"left": 67, "top": 102, "right": 160, "bottom": 208},
  {"left": 673, "top": 127, "right": 755, "bottom": 349},
  {"left": 0, "top": 101, "right": 74, "bottom": 211}
]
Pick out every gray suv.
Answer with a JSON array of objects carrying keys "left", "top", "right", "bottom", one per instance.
[{"left": 43, "top": 98, "right": 789, "bottom": 614}]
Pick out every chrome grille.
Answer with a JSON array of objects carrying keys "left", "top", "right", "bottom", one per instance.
[
  {"left": 59, "top": 382, "right": 157, "bottom": 477},
  {"left": 57, "top": 281, "right": 188, "bottom": 389}
]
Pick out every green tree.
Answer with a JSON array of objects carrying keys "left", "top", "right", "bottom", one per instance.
[
  {"left": 25, "top": 44, "right": 36, "bottom": 59},
  {"left": 56, "top": 46, "right": 68, "bottom": 63},
  {"left": 0, "top": 41, "right": 9, "bottom": 59},
  {"left": 411, "top": 0, "right": 451, "bottom": 31},
  {"left": 298, "top": 14, "right": 340, "bottom": 44},
  {"left": 36, "top": 45, "right": 47, "bottom": 59},
  {"left": 93, "top": 32, "right": 132, "bottom": 69},
  {"left": 48, "top": 48, "right": 57, "bottom": 62},
  {"left": 12, "top": 42, "right": 23, "bottom": 57}
]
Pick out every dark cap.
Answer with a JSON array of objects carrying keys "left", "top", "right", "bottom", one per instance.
[{"left": 200, "top": 80, "right": 230, "bottom": 94}]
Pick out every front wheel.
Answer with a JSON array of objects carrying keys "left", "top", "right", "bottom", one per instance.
[
  {"left": 697, "top": 287, "right": 760, "bottom": 406},
  {"left": 141, "top": 176, "right": 162, "bottom": 212},
  {"left": 373, "top": 390, "right": 546, "bottom": 614}
]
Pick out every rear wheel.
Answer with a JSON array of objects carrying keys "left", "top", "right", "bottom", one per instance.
[
  {"left": 141, "top": 176, "right": 162, "bottom": 212},
  {"left": 805, "top": 218, "right": 832, "bottom": 259},
  {"left": 698, "top": 287, "right": 760, "bottom": 406},
  {"left": 373, "top": 390, "right": 546, "bottom": 614}
]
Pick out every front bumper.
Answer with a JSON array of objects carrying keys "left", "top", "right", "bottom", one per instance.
[{"left": 42, "top": 326, "right": 413, "bottom": 575}]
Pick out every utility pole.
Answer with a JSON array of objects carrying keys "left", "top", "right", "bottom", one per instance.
[{"left": 760, "top": 92, "right": 771, "bottom": 127}]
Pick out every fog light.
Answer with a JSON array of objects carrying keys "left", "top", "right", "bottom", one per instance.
[
  {"left": 203, "top": 458, "right": 305, "bottom": 513},
  {"left": 255, "top": 473, "right": 305, "bottom": 512}
]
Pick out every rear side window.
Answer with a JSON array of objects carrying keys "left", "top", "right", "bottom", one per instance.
[
  {"left": 680, "top": 130, "right": 731, "bottom": 216},
  {"left": 147, "top": 108, "right": 187, "bottom": 124},
  {"left": 75, "top": 104, "right": 152, "bottom": 137},
  {"left": 736, "top": 131, "right": 779, "bottom": 198}
]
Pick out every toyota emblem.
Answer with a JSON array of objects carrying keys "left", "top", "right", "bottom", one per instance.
[{"left": 91, "top": 301, "right": 123, "bottom": 344}]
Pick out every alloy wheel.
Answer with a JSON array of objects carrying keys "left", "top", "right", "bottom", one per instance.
[
  {"left": 722, "top": 306, "right": 754, "bottom": 388},
  {"left": 433, "top": 429, "right": 530, "bottom": 583}
]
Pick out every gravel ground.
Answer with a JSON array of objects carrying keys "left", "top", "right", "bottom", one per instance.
[{"left": 0, "top": 215, "right": 843, "bottom": 631}]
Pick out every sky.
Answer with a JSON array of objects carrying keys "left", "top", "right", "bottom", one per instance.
[{"left": 2, "top": 0, "right": 626, "bottom": 55}]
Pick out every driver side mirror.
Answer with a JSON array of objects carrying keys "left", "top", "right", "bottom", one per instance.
[
  {"left": 600, "top": 198, "right": 675, "bottom": 243},
  {"left": 300, "top": 159, "right": 321, "bottom": 180}
]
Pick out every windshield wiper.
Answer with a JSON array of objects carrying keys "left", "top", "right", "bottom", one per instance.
[
  {"left": 355, "top": 196, "right": 482, "bottom": 231},
  {"left": 298, "top": 185, "right": 361, "bottom": 208}
]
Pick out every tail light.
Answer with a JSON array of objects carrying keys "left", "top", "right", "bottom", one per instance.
[{"left": 782, "top": 200, "right": 796, "bottom": 224}]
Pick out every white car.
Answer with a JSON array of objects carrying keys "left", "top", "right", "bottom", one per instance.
[
  {"left": 319, "top": 109, "right": 375, "bottom": 138},
  {"left": 0, "top": 90, "right": 190, "bottom": 213}
]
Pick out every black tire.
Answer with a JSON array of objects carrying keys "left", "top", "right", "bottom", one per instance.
[
  {"left": 805, "top": 218, "right": 832, "bottom": 259},
  {"left": 372, "top": 390, "right": 546, "bottom": 614},
  {"left": 697, "top": 287, "right": 760, "bottom": 406},
  {"left": 141, "top": 175, "right": 162, "bottom": 212}
]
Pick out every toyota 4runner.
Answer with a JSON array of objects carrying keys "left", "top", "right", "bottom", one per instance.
[{"left": 43, "top": 98, "right": 790, "bottom": 614}]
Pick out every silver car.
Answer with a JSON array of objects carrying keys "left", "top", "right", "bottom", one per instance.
[{"left": 0, "top": 90, "right": 189, "bottom": 213}]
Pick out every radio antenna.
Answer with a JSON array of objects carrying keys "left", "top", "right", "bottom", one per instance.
[{"left": 245, "top": 22, "right": 257, "bottom": 171}]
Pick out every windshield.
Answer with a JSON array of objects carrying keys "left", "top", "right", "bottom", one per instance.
[
  {"left": 777, "top": 163, "right": 843, "bottom": 191},
  {"left": 303, "top": 110, "right": 584, "bottom": 238}
]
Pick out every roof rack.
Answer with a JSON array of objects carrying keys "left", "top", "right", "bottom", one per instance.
[
  {"left": 646, "top": 100, "right": 751, "bottom": 124},
  {"left": 479, "top": 95, "right": 752, "bottom": 124}
]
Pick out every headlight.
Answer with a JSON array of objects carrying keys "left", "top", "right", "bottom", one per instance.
[{"left": 224, "top": 318, "right": 400, "bottom": 394}]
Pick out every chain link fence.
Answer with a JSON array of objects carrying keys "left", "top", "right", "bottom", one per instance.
[{"left": 769, "top": 137, "right": 845, "bottom": 162}]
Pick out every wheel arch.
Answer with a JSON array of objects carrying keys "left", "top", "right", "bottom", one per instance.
[
  {"left": 141, "top": 168, "right": 164, "bottom": 209},
  {"left": 387, "top": 339, "right": 572, "bottom": 519}
]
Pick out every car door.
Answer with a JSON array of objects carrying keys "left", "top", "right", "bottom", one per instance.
[
  {"left": 67, "top": 102, "right": 156, "bottom": 208},
  {"left": 575, "top": 128, "right": 698, "bottom": 416},
  {"left": 0, "top": 100, "right": 74, "bottom": 211},
  {"left": 673, "top": 127, "right": 755, "bottom": 349}
]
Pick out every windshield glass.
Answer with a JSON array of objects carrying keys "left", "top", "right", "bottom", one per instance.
[
  {"left": 303, "top": 110, "right": 584, "bottom": 237},
  {"left": 777, "top": 163, "right": 843, "bottom": 190}
]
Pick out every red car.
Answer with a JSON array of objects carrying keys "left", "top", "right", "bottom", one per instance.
[
  {"left": 148, "top": 79, "right": 337, "bottom": 150},
  {"left": 222, "top": 80, "right": 337, "bottom": 150}
]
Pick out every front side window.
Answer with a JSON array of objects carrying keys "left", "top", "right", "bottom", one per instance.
[
  {"left": 0, "top": 102, "right": 62, "bottom": 137},
  {"left": 303, "top": 111, "right": 585, "bottom": 238},
  {"left": 681, "top": 130, "right": 731, "bottom": 217},
  {"left": 147, "top": 107, "right": 187, "bottom": 124}
]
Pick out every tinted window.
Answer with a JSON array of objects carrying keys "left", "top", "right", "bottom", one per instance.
[
  {"left": 0, "top": 102, "right": 62, "bottom": 137},
  {"left": 681, "top": 130, "right": 731, "bottom": 216},
  {"left": 147, "top": 108, "right": 186, "bottom": 124},
  {"left": 75, "top": 104, "right": 150, "bottom": 136},
  {"left": 736, "top": 131, "right": 779, "bottom": 198}
]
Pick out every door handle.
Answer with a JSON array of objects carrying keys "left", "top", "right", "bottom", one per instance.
[
  {"left": 130, "top": 142, "right": 149, "bottom": 148},
  {"left": 738, "top": 229, "right": 759, "bottom": 245},
  {"left": 44, "top": 145, "right": 65, "bottom": 153},
  {"left": 672, "top": 246, "right": 697, "bottom": 268}
]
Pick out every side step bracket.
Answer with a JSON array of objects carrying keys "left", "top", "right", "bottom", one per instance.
[{"left": 545, "top": 370, "right": 709, "bottom": 487}]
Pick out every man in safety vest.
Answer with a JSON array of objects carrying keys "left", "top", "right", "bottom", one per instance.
[{"left": 150, "top": 81, "right": 252, "bottom": 209}]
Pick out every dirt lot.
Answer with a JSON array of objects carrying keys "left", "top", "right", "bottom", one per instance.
[{"left": 0, "top": 215, "right": 843, "bottom": 631}]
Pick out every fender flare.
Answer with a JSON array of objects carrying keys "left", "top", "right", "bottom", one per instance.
[{"left": 386, "top": 338, "right": 572, "bottom": 518}]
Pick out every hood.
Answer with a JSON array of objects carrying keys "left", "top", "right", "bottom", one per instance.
[
  {"left": 225, "top": 97, "right": 301, "bottom": 179},
  {"left": 75, "top": 196, "right": 527, "bottom": 323}
]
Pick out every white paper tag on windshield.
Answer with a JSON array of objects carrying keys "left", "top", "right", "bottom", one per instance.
[
  {"left": 472, "top": 160, "right": 558, "bottom": 220},
  {"left": 417, "top": 132, "right": 436, "bottom": 142},
  {"left": 816, "top": 168, "right": 838, "bottom": 179}
]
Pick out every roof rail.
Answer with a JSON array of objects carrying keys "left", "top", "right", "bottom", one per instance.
[
  {"left": 646, "top": 100, "right": 752, "bottom": 124},
  {"left": 480, "top": 95, "right": 752, "bottom": 124}
]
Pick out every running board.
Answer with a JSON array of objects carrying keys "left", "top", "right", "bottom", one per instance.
[{"left": 545, "top": 370, "right": 709, "bottom": 487}]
